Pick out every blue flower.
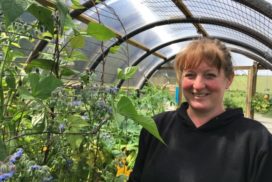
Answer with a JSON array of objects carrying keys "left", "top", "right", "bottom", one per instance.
[
  {"left": 97, "top": 100, "right": 107, "bottom": 109},
  {"left": 9, "top": 148, "right": 23, "bottom": 164},
  {"left": 0, "top": 170, "right": 15, "bottom": 181},
  {"left": 106, "top": 87, "right": 118, "bottom": 94},
  {"left": 71, "top": 100, "right": 81, "bottom": 106},
  {"left": 58, "top": 123, "right": 65, "bottom": 133},
  {"left": 65, "top": 159, "right": 73, "bottom": 168},
  {"left": 30, "top": 165, "right": 42, "bottom": 171}
]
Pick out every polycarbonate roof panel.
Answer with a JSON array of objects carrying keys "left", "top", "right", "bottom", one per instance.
[
  {"left": 202, "top": 24, "right": 271, "bottom": 52},
  {"left": 132, "top": 24, "right": 197, "bottom": 48},
  {"left": 183, "top": 0, "right": 272, "bottom": 40},
  {"left": 63, "top": 0, "right": 272, "bottom": 87},
  {"left": 123, "top": 55, "right": 164, "bottom": 88},
  {"left": 158, "top": 41, "right": 191, "bottom": 58},
  {"left": 84, "top": 0, "right": 185, "bottom": 34},
  {"left": 94, "top": 44, "right": 146, "bottom": 83},
  {"left": 150, "top": 69, "right": 177, "bottom": 85}
]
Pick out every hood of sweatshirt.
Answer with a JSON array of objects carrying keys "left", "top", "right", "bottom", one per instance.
[{"left": 177, "top": 102, "right": 244, "bottom": 131}]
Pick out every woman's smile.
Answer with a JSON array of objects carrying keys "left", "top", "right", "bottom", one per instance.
[{"left": 181, "top": 61, "right": 232, "bottom": 113}]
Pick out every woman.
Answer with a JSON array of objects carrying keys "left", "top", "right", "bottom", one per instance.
[{"left": 128, "top": 38, "right": 272, "bottom": 182}]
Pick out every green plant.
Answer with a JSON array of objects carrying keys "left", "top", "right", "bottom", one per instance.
[
  {"left": 0, "top": 1, "right": 172, "bottom": 181},
  {"left": 252, "top": 93, "right": 272, "bottom": 113},
  {"left": 224, "top": 90, "right": 246, "bottom": 111}
]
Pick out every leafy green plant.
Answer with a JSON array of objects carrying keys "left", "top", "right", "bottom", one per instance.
[
  {"left": 0, "top": 1, "right": 175, "bottom": 181},
  {"left": 252, "top": 93, "right": 272, "bottom": 113},
  {"left": 224, "top": 90, "right": 246, "bottom": 111}
]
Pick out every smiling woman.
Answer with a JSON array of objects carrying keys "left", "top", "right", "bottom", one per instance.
[
  {"left": 175, "top": 38, "right": 234, "bottom": 127},
  {"left": 128, "top": 37, "right": 272, "bottom": 182}
]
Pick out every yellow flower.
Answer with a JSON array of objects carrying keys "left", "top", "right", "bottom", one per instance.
[
  {"left": 116, "top": 165, "right": 132, "bottom": 177},
  {"left": 42, "top": 146, "right": 48, "bottom": 152}
]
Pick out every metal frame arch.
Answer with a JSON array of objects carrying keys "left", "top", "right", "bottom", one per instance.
[
  {"left": 118, "top": 36, "right": 272, "bottom": 89},
  {"left": 91, "top": 17, "right": 272, "bottom": 71},
  {"left": 117, "top": 36, "right": 272, "bottom": 88},
  {"left": 138, "top": 47, "right": 271, "bottom": 90},
  {"left": 237, "top": 0, "right": 272, "bottom": 19}
]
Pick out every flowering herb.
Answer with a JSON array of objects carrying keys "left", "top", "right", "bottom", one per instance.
[
  {"left": 30, "top": 165, "right": 42, "bottom": 171},
  {"left": 9, "top": 148, "right": 23, "bottom": 164},
  {"left": 0, "top": 171, "right": 15, "bottom": 181}
]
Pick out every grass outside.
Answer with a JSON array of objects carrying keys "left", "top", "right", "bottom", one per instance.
[{"left": 231, "top": 75, "right": 272, "bottom": 93}]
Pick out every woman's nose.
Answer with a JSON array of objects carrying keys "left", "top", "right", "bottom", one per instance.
[{"left": 193, "top": 76, "right": 205, "bottom": 90}]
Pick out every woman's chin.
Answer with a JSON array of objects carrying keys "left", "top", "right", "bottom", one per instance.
[{"left": 189, "top": 101, "right": 210, "bottom": 111}]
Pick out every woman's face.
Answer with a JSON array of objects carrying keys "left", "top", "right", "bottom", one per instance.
[{"left": 181, "top": 61, "right": 232, "bottom": 113}]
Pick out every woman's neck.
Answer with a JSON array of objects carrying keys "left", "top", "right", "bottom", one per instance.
[{"left": 187, "top": 106, "right": 225, "bottom": 128}]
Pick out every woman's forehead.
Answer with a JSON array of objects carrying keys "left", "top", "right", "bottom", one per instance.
[{"left": 184, "top": 61, "right": 218, "bottom": 70}]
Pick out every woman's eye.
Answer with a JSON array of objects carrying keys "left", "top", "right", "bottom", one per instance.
[
  {"left": 206, "top": 73, "right": 216, "bottom": 79},
  {"left": 184, "top": 73, "right": 195, "bottom": 79}
]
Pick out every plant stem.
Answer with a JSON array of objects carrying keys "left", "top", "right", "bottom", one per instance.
[{"left": 0, "top": 44, "right": 11, "bottom": 123}]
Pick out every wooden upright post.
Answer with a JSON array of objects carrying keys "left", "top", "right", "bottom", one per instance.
[{"left": 245, "top": 62, "right": 258, "bottom": 119}]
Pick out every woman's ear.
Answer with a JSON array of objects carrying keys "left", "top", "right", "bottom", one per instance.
[{"left": 226, "top": 75, "right": 234, "bottom": 89}]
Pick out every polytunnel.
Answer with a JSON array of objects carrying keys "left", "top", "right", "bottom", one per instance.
[
  {"left": 1, "top": 0, "right": 272, "bottom": 181},
  {"left": 27, "top": 0, "right": 272, "bottom": 89}
]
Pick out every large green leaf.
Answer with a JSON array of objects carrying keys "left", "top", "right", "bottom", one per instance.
[
  {"left": 67, "top": 115, "right": 90, "bottom": 132},
  {"left": 28, "top": 73, "right": 40, "bottom": 94},
  {"left": 117, "top": 96, "right": 138, "bottom": 116},
  {"left": 133, "top": 115, "right": 165, "bottom": 144},
  {"left": 117, "top": 96, "right": 165, "bottom": 144},
  {"left": 117, "top": 66, "right": 138, "bottom": 80},
  {"left": 5, "top": 73, "right": 16, "bottom": 90},
  {"left": 18, "top": 87, "right": 35, "bottom": 100},
  {"left": 124, "top": 66, "right": 138, "bottom": 79},
  {"left": 71, "top": 0, "right": 85, "bottom": 9},
  {"left": 0, "top": 139, "right": 7, "bottom": 160},
  {"left": 33, "top": 75, "right": 63, "bottom": 100},
  {"left": 66, "top": 135, "right": 83, "bottom": 150},
  {"left": 70, "top": 35, "right": 85, "bottom": 49},
  {"left": 66, "top": 50, "right": 87, "bottom": 61},
  {"left": 60, "top": 66, "right": 79, "bottom": 77},
  {"left": 87, "top": 22, "right": 116, "bottom": 41},
  {"left": 56, "top": 0, "right": 74, "bottom": 31},
  {"left": 0, "top": 0, "right": 32, "bottom": 26},
  {"left": 109, "top": 45, "right": 120, "bottom": 54},
  {"left": 27, "top": 3, "right": 54, "bottom": 34},
  {"left": 5, "top": 50, "right": 25, "bottom": 62},
  {"left": 25, "top": 59, "right": 56, "bottom": 72}
]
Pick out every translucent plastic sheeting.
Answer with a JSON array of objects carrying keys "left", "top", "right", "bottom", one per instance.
[
  {"left": 158, "top": 41, "right": 191, "bottom": 58},
  {"left": 183, "top": 0, "right": 272, "bottom": 40},
  {"left": 150, "top": 69, "right": 177, "bottom": 86},
  {"left": 122, "top": 55, "right": 164, "bottom": 88},
  {"left": 75, "top": 0, "right": 272, "bottom": 87},
  {"left": 131, "top": 24, "right": 197, "bottom": 49},
  {"left": 201, "top": 24, "right": 271, "bottom": 53},
  {"left": 95, "top": 44, "right": 146, "bottom": 83},
  {"left": 84, "top": 0, "right": 185, "bottom": 34},
  {"left": 226, "top": 44, "right": 272, "bottom": 67}
]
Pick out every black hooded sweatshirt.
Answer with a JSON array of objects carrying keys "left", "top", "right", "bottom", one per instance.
[{"left": 128, "top": 102, "right": 272, "bottom": 182}]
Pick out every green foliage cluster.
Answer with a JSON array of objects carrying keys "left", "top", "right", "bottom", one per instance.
[
  {"left": 0, "top": 1, "right": 173, "bottom": 181},
  {"left": 224, "top": 90, "right": 272, "bottom": 114},
  {"left": 224, "top": 90, "right": 246, "bottom": 111},
  {"left": 252, "top": 93, "right": 272, "bottom": 113}
]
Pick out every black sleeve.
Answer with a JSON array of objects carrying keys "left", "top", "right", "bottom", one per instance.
[
  {"left": 128, "top": 128, "right": 149, "bottom": 182},
  {"left": 251, "top": 132, "right": 272, "bottom": 182}
]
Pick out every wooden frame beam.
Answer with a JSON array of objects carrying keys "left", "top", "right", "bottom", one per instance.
[{"left": 245, "top": 62, "right": 258, "bottom": 118}]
